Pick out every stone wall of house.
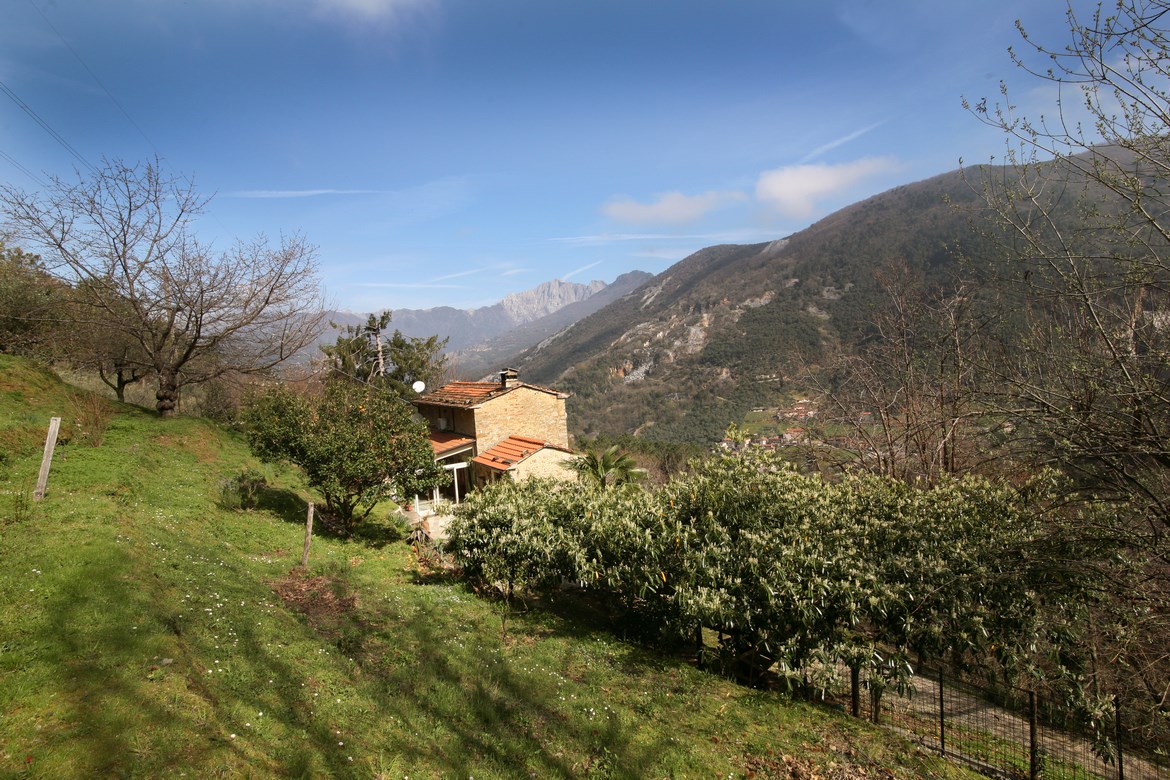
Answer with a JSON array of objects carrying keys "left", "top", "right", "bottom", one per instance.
[
  {"left": 474, "top": 387, "right": 569, "bottom": 452},
  {"left": 513, "top": 448, "right": 577, "bottom": 482}
]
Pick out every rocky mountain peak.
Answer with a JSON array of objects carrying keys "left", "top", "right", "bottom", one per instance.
[{"left": 499, "top": 278, "right": 607, "bottom": 324}]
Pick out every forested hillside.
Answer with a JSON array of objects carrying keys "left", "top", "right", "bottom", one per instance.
[{"left": 514, "top": 167, "right": 998, "bottom": 442}]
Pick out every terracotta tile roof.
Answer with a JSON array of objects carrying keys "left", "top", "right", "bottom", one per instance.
[
  {"left": 415, "top": 379, "right": 569, "bottom": 408},
  {"left": 428, "top": 430, "right": 475, "bottom": 456},
  {"left": 419, "top": 381, "right": 503, "bottom": 407},
  {"left": 472, "top": 435, "right": 572, "bottom": 472}
]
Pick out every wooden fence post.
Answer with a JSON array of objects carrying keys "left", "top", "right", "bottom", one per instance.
[
  {"left": 301, "top": 502, "right": 314, "bottom": 567},
  {"left": 1115, "top": 696, "right": 1124, "bottom": 780},
  {"left": 850, "top": 664, "right": 861, "bottom": 718},
  {"left": 34, "top": 417, "right": 61, "bottom": 501},
  {"left": 938, "top": 667, "right": 946, "bottom": 757},
  {"left": 1029, "top": 690, "right": 1039, "bottom": 780}
]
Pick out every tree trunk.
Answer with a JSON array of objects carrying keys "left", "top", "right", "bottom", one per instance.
[{"left": 156, "top": 371, "right": 179, "bottom": 416}]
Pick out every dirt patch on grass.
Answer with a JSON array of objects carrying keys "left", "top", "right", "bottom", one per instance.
[
  {"left": 270, "top": 569, "right": 359, "bottom": 636},
  {"left": 742, "top": 746, "right": 902, "bottom": 780}
]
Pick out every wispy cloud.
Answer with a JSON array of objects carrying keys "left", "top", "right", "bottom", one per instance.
[
  {"left": 307, "top": 0, "right": 435, "bottom": 22},
  {"left": 228, "top": 188, "right": 385, "bottom": 199},
  {"left": 550, "top": 230, "right": 778, "bottom": 247},
  {"left": 562, "top": 260, "right": 604, "bottom": 281},
  {"left": 799, "top": 122, "right": 886, "bottom": 163},
  {"left": 755, "top": 157, "right": 901, "bottom": 219},
  {"left": 430, "top": 268, "right": 483, "bottom": 282},
  {"left": 631, "top": 248, "right": 693, "bottom": 260},
  {"left": 602, "top": 190, "right": 746, "bottom": 225},
  {"left": 355, "top": 282, "right": 466, "bottom": 289},
  {"left": 501, "top": 268, "right": 529, "bottom": 277}
]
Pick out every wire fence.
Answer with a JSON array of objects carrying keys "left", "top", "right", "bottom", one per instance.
[{"left": 827, "top": 665, "right": 1169, "bottom": 780}]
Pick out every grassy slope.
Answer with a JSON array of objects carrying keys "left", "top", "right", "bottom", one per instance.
[{"left": 0, "top": 355, "right": 976, "bottom": 779}]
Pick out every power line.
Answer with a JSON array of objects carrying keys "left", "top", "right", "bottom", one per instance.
[
  {"left": 22, "top": 2, "right": 236, "bottom": 234},
  {"left": 0, "top": 78, "right": 94, "bottom": 174},
  {"left": 0, "top": 146, "right": 47, "bottom": 187}
]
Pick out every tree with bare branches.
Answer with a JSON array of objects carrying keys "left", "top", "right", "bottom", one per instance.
[
  {"left": 969, "top": 0, "right": 1170, "bottom": 727},
  {"left": 1, "top": 159, "right": 327, "bottom": 415},
  {"left": 809, "top": 264, "right": 1002, "bottom": 484}
]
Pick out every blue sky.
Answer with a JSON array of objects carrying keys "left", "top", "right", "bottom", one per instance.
[{"left": 2, "top": 0, "right": 1094, "bottom": 312}]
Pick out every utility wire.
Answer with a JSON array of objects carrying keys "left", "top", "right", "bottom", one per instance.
[
  {"left": 0, "top": 78, "right": 94, "bottom": 174},
  {"left": 24, "top": 1, "right": 235, "bottom": 234},
  {"left": 0, "top": 146, "right": 47, "bottom": 187}
]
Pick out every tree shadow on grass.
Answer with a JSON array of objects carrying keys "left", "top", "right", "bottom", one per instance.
[
  {"left": 253, "top": 485, "right": 407, "bottom": 549},
  {"left": 300, "top": 574, "right": 671, "bottom": 778},
  {"left": 35, "top": 516, "right": 680, "bottom": 778},
  {"left": 254, "top": 484, "right": 309, "bottom": 524}
]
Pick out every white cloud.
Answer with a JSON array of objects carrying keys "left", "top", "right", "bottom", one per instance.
[
  {"left": 309, "top": 0, "right": 433, "bottom": 21},
  {"left": 549, "top": 229, "right": 780, "bottom": 247},
  {"left": 755, "top": 158, "right": 901, "bottom": 219},
  {"left": 430, "top": 268, "right": 483, "bottom": 282},
  {"left": 602, "top": 190, "right": 746, "bottom": 225},
  {"left": 228, "top": 189, "right": 383, "bottom": 198},
  {"left": 355, "top": 282, "right": 465, "bottom": 289}
]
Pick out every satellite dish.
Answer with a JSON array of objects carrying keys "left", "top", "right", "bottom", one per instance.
[{"left": 411, "top": 380, "right": 426, "bottom": 394}]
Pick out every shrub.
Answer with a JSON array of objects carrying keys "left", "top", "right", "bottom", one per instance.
[
  {"left": 68, "top": 390, "right": 114, "bottom": 447},
  {"left": 218, "top": 468, "right": 267, "bottom": 511}
]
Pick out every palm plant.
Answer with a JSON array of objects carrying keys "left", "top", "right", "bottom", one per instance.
[{"left": 569, "top": 442, "right": 647, "bottom": 489}]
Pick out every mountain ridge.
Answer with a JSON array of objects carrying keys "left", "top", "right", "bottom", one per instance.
[
  {"left": 329, "top": 276, "right": 628, "bottom": 354},
  {"left": 506, "top": 166, "right": 997, "bottom": 442}
]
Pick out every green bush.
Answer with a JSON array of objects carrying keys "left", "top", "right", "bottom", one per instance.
[
  {"left": 449, "top": 449, "right": 1059, "bottom": 694},
  {"left": 218, "top": 468, "right": 267, "bottom": 511}
]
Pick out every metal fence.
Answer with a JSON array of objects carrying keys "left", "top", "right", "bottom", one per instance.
[{"left": 828, "top": 666, "right": 1169, "bottom": 780}]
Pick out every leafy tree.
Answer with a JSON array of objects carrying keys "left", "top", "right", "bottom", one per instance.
[
  {"left": 321, "top": 311, "right": 448, "bottom": 398},
  {"left": 1, "top": 158, "right": 327, "bottom": 416},
  {"left": 448, "top": 476, "right": 669, "bottom": 637},
  {"left": 568, "top": 441, "right": 647, "bottom": 489},
  {"left": 447, "top": 478, "right": 593, "bottom": 634},
  {"left": 243, "top": 381, "right": 447, "bottom": 533},
  {"left": 584, "top": 433, "right": 704, "bottom": 484},
  {"left": 0, "top": 242, "right": 66, "bottom": 356},
  {"left": 450, "top": 446, "right": 1063, "bottom": 706}
]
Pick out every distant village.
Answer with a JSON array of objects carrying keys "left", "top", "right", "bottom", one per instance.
[{"left": 718, "top": 398, "right": 822, "bottom": 451}]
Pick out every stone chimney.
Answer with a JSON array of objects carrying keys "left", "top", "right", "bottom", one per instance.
[{"left": 499, "top": 368, "right": 520, "bottom": 388}]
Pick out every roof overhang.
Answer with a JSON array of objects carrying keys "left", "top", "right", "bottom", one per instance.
[{"left": 428, "top": 431, "right": 476, "bottom": 460}]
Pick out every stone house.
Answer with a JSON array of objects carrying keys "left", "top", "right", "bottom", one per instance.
[{"left": 412, "top": 369, "right": 575, "bottom": 504}]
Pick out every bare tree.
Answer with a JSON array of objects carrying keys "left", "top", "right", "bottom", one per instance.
[
  {"left": 64, "top": 286, "right": 151, "bottom": 403},
  {"left": 968, "top": 0, "right": 1170, "bottom": 724},
  {"left": 967, "top": 1, "right": 1170, "bottom": 517},
  {"left": 1, "top": 159, "right": 327, "bottom": 415},
  {"left": 809, "top": 264, "right": 1001, "bottom": 484}
]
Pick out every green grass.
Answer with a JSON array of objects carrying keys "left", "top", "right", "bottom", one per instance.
[{"left": 0, "top": 355, "right": 980, "bottom": 779}]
